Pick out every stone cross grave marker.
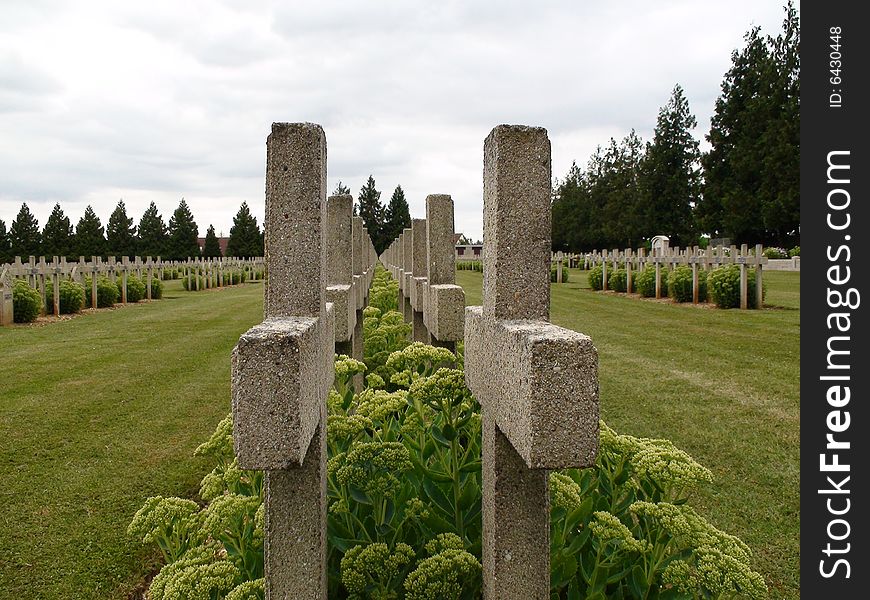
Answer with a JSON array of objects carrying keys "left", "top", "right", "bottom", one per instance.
[
  {"left": 326, "top": 194, "right": 356, "bottom": 356},
  {"left": 424, "top": 194, "right": 465, "bottom": 350},
  {"left": 465, "top": 125, "right": 600, "bottom": 600},
  {"left": 410, "top": 217, "right": 428, "bottom": 342},
  {"left": 231, "top": 123, "right": 335, "bottom": 599},
  {"left": 402, "top": 227, "right": 413, "bottom": 325}
]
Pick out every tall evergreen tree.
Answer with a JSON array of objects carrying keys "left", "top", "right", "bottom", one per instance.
[
  {"left": 74, "top": 205, "right": 106, "bottom": 258},
  {"left": 357, "top": 175, "right": 385, "bottom": 253},
  {"left": 0, "top": 219, "right": 11, "bottom": 264},
  {"left": 166, "top": 199, "right": 201, "bottom": 260},
  {"left": 383, "top": 185, "right": 411, "bottom": 245},
  {"left": 638, "top": 84, "right": 700, "bottom": 247},
  {"left": 9, "top": 203, "right": 41, "bottom": 258},
  {"left": 41, "top": 203, "right": 74, "bottom": 259},
  {"left": 699, "top": 3, "right": 799, "bottom": 246},
  {"left": 226, "top": 202, "right": 262, "bottom": 258},
  {"left": 137, "top": 202, "right": 167, "bottom": 259},
  {"left": 202, "top": 224, "right": 222, "bottom": 258},
  {"left": 106, "top": 200, "right": 137, "bottom": 259},
  {"left": 333, "top": 181, "right": 352, "bottom": 196}
]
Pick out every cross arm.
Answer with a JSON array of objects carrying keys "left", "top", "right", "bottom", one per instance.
[
  {"left": 464, "top": 306, "right": 599, "bottom": 470},
  {"left": 232, "top": 309, "right": 335, "bottom": 470}
]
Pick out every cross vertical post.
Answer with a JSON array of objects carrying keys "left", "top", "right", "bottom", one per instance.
[
  {"left": 231, "top": 123, "right": 334, "bottom": 599},
  {"left": 465, "top": 125, "right": 599, "bottom": 599},
  {"left": 326, "top": 194, "right": 356, "bottom": 356}
]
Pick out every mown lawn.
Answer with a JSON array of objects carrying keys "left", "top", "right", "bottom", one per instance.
[
  {"left": 0, "top": 280, "right": 264, "bottom": 599},
  {"left": 456, "top": 268, "right": 800, "bottom": 600},
  {"left": 1, "top": 269, "right": 799, "bottom": 599}
]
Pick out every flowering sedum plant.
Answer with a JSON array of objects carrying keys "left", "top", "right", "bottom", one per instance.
[{"left": 131, "top": 265, "right": 765, "bottom": 599}]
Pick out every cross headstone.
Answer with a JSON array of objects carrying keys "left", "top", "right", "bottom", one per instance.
[
  {"left": 402, "top": 227, "right": 413, "bottom": 326},
  {"left": 465, "top": 125, "right": 599, "bottom": 599},
  {"left": 326, "top": 194, "right": 356, "bottom": 355},
  {"left": 424, "top": 194, "right": 464, "bottom": 350},
  {"left": 231, "top": 122, "right": 335, "bottom": 599},
  {"left": 410, "top": 218, "right": 428, "bottom": 342}
]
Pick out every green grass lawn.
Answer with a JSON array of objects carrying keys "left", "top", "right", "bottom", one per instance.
[
  {"left": 0, "top": 280, "right": 264, "bottom": 599},
  {"left": 456, "top": 268, "right": 800, "bottom": 600},
  {"left": 1, "top": 269, "right": 799, "bottom": 599}
]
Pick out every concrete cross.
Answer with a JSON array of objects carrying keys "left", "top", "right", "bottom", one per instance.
[
  {"left": 424, "top": 194, "right": 465, "bottom": 350},
  {"left": 231, "top": 123, "right": 335, "bottom": 599},
  {"left": 409, "top": 218, "right": 429, "bottom": 342},
  {"left": 465, "top": 125, "right": 600, "bottom": 600},
  {"left": 326, "top": 194, "right": 356, "bottom": 355},
  {"left": 401, "top": 227, "right": 413, "bottom": 324}
]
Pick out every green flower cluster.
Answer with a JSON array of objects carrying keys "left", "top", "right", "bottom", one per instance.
[
  {"left": 132, "top": 265, "right": 765, "bottom": 600},
  {"left": 589, "top": 511, "right": 650, "bottom": 553}
]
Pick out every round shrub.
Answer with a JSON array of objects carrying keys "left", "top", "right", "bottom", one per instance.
[
  {"left": 13, "top": 280, "right": 42, "bottom": 323},
  {"left": 145, "top": 276, "right": 163, "bottom": 299},
  {"left": 550, "top": 266, "right": 570, "bottom": 283},
  {"left": 789, "top": 246, "right": 800, "bottom": 257},
  {"left": 84, "top": 275, "right": 120, "bottom": 308},
  {"left": 707, "top": 264, "right": 765, "bottom": 308},
  {"left": 668, "top": 266, "right": 708, "bottom": 303},
  {"left": 608, "top": 268, "right": 627, "bottom": 293},
  {"left": 762, "top": 247, "right": 788, "bottom": 259},
  {"left": 44, "top": 279, "right": 86, "bottom": 314},
  {"left": 182, "top": 275, "right": 205, "bottom": 291},
  {"left": 634, "top": 266, "right": 669, "bottom": 298},
  {"left": 587, "top": 265, "right": 604, "bottom": 291},
  {"left": 117, "top": 274, "right": 146, "bottom": 302}
]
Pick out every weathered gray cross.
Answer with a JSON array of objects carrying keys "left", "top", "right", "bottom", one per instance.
[
  {"left": 231, "top": 123, "right": 335, "bottom": 599},
  {"left": 423, "top": 194, "right": 465, "bottom": 350},
  {"left": 326, "top": 193, "right": 356, "bottom": 355},
  {"left": 465, "top": 125, "right": 600, "bottom": 600}
]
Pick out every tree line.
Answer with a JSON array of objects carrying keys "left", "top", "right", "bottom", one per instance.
[
  {"left": 553, "top": 3, "right": 799, "bottom": 252},
  {"left": 338, "top": 176, "right": 412, "bottom": 255},
  {"left": 0, "top": 199, "right": 264, "bottom": 263}
]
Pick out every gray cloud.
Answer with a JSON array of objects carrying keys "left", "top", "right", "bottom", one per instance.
[{"left": 0, "top": 0, "right": 792, "bottom": 241}]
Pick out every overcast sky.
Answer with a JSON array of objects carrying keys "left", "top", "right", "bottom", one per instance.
[{"left": 1, "top": 0, "right": 793, "bottom": 242}]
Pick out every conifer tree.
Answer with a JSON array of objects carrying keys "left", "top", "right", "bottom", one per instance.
[
  {"left": 357, "top": 175, "right": 385, "bottom": 253},
  {"left": 137, "top": 202, "right": 167, "bottom": 259},
  {"left": 226, "top": 202, "right": 262, "bottom": 258},
  {"left": 74, "top": 205, "right": 106, "bottom": 258},
  {"left": 0, "top": 219, "right": 11, "bottom": 264},
  {"left": 41, "top": 203, "right": 74, "bottom": 259},
  {"left": 333, "top": 181, "right": 352, "bottom": 196},
  {"left": 202, "top": 225, "right": 222, "bottom": 258},
  {"left": 9, "top": 203, "right": 42, "bottom": 258},
  {"left": 383, "top": 185, "right": 411, "bottom": 246},
  {"left": 107, "top": 200, "right": 137, "bottom": 259},
  {"left": 699, "top": 2, "right": 799, "bottom": 246},
  {"left": 638, "top": 84, "right": 700, "bottom": 247},
  {"left": 166, "top": 199, "right": 200, "bottom": 260}
]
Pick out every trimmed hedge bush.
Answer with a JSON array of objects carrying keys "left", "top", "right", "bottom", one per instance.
[
  {"left": 668, "top": 266, "right": 708, "bottom": 303},
  {"left": 84, "top": 275, "right": 120, "bottom": 308},
  {"left": 587, "top": 265, "right": 604, "bottom": 291},
  {"left": 44, "top": 279, "right": 86, "bottom": 314},
  {"left": 182, "top": 275, "right": 205, "bottom": 291},
  {"left": 707, "top": 264, "right": 765, "bottom": 308},
  {"left": 457, "top": 261, "right": 483, "bottom": 273},
  {"left": 608, "top": 268, "right": 627, "bottom": 293},
  {"left": 789, "top": 246, "right": 800, "bottom": 257},
  {"left": 145, "top": 276, "right": 163, "bottom": 299},
  {"left": 13, "top": 280, "right": 42, "bottom": 323},
  {"left": 550, "top": 266, "right": 570, "bottom": 283},
  {"left": 634, "top": 266, "right": 668, "bottom": 298},
  {"left": 762, "top": 247, "right": 788, "bottom": 259},
  {"left": 116, "top": 274, "right": 146, "bottom": 303}
]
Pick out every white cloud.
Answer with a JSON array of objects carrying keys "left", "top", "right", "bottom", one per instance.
[{"left": 0, "top": 0, "right": 793, "bottom": 241}]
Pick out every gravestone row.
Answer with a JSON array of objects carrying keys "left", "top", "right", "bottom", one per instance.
[
  {"left": 379, "top": 195, "right": 465, "bottom": 352},
  {"left": 231, "top": 122, "right": 599, "bottom": 599}
]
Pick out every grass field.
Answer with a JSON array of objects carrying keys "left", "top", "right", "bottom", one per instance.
[
  {"left": 0, "top": 269, "right": 799, "bottom": 599},
  {"left": 457, "top": 268, "right": 800, "bottom": 599},
  {"left": 0, "top": 280, "right": 264, "bottom": 598}
]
